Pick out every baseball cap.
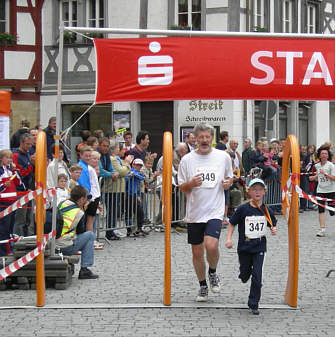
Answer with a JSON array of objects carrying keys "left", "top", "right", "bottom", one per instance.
[
  {"left": 248, "top": 178, "right": 266, "bottom": 188},
  {"left": 133, "top": 158, "right": 144, "bottom": 166}
]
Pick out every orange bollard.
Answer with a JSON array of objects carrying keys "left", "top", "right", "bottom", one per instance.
[
  {"left": 0, "top": 91, "right": 10, "bottom": 115},
  {"left": 35, "top": 131, "right": 47, "bottom": 307},
  {"left": 163, "top": 132, "right": 173, "bottom": 306},
  {"left": 281, "top": 134, "right": 300, "bottom": 308},
  {"left": 0, "top": 91, "right": 11, "bottom": 150}
]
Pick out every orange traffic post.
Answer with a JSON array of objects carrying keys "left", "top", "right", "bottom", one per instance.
[
  {"left": 35, "top": 131, "right": 47, "bottom": 307},
  {"left": 163, "top": 132, "right": 173, "bottom": 306},
  {"left": 0, "top": 91, "right": 10, "bottom": 115},
  {"left": 281, "top": 134, "right": 300, "bottom": 308}
]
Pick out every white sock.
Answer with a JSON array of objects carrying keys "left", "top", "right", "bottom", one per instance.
[{"left": 321, "top": 228, "right": 326, "bottom": 232}]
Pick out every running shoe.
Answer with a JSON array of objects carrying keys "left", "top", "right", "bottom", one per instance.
[
  {"left": 208, "top": 272, "right": 221, "bottom": 293},
  {"left": 316, "top": 231, "right": 325, "bottom": 237},
  {"left": 196, "top": 285, "right": 208, "bottom": 302}
]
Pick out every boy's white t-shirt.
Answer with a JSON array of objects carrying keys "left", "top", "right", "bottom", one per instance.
[
  {"left": 88, "top": 165, "right": 101, "bottom": 200},
  {"left": 178, "top": 148, "right": 233, "bottom": 223},
  {"left": 56, "top": 187, "right": 69, "bottom": 205},
  {"left": 315, "top": 161, "right": 335, "bottom": 193}
]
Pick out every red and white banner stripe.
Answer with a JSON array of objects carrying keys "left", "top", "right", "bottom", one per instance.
[
  {"left": 0, "top": 191, "right": 29, "bottom": 198},
  {"left": 0, "top": 188, "right": 42, "bottom": 219},
  {"left": 0, "top": 188, "right": 56, "bottom": 220},
  {"left": 0, "top": 231, "right": 55, "bottom": 281}
]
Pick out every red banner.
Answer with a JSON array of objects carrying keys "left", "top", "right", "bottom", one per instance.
[{"left": 94, "top": 36, "right": 335, "bottom": 103}]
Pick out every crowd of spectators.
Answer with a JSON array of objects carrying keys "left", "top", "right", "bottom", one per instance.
[{"left": 1, "top": 117, "right": 335, "bottom": 273}]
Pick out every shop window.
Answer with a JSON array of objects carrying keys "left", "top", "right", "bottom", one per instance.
[
  {"left": 175, "top": 0, "right": 201, "bottom": 30},
  {"left": 62, "top": 104, "right": 112, "bottom": 163}
]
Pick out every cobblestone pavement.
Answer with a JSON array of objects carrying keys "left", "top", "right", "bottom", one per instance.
[{"left": 1, "top": 210, "right": 335, "bottom": 336}]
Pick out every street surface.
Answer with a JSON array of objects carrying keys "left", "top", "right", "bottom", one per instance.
[{"left": 0, "top": 210, "right": 334, "bottom": 337}]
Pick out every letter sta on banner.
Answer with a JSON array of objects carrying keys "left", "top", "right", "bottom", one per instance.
[{"left": 94, "top": 37, "right": 335, "bottom": 103}]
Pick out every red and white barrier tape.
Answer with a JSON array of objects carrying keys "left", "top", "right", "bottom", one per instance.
[
  {"left": 282, "top": 176, "right": 335, "bottom": 211},
  {"left": 0, "top": 230, "right": 55, "bottom": 281},
  {"left": 0, "top": 188, "right": 56, "bottom": 220},
  {"left": 0, "top": 188, "right": 43, "bottom": 219}
]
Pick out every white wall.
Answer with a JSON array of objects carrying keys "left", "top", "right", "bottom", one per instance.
[
  {"left": 148, "top": 0, "right": 168, "bottom": 29},
  {"left": 108, "top": 0, "right": 140, "bottom": 38}
]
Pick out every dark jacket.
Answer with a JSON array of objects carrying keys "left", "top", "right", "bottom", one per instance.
[
  {"left": 250, "top": 150, "right": 266, "bottom": 169},
  {"left": 10, "top": 128, "right": 29, "bottom": 150},
  {"left": 242, "top": 147, "right": 253, "bottom": 175},
  {"left": 43, "top": 126, "right": 55, "bottom": 160},
  {"left": 43, "top": 126, "right": 69, "bottom": 163}
]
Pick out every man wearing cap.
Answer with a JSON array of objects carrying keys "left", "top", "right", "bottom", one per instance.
[
  {"left": 178, "top": 122, "right": 233, "bottom": 302},
  {"left": 225, "top": 178, "right": 277, "bottom": 315}
]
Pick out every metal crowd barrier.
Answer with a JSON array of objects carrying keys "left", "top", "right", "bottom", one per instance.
[
  {"left": 96, "top": 172, "right": 282, "bottom": 242},
  {"left": 96, "top": 176, "right": 187, "bottom": 241},
  {"left": 263, "top": 178, "right": 282, "bottom": 206}
]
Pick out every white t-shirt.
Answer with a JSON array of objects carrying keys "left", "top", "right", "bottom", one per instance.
[
  {"left": 178, "top": 148, "right": 233, "bottom": 223},
  {"left": 88, "top": 165, "right": 101, "bottom": 200},
  {"left": 315, "top": 161, "right": 335, "bottom": 193}
]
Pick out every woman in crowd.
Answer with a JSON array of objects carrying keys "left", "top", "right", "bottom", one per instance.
[
  {"left": 309, "top": 146, "right": 335, "bottom": 237},
  {"left": 46, "top": 144, "right": 70, "bottom": 188}
]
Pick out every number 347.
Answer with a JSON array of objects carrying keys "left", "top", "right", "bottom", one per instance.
[{"left": 248, "top": 222, "right": 264, "bottom": 231}]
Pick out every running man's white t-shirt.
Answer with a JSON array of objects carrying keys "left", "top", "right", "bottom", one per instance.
[{"left": 178, "top": 148, "right": 233, "bottom": 223}]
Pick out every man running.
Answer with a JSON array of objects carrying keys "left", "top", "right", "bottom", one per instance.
[{"left": 178, "top": 123, "right": 233, "bottom": 302}]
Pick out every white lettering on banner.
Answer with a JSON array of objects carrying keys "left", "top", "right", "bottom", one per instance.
[
  {"left": 302, "top": 52, "right": 333, "bottom": 85},
  {"left": 250, "top": 51, "right": 333, "bottom": 86},
  {"left": 138, "top": 41, "right": 173, "bottom": 86},
  {"left": 277, "top": 51, "right": 303, "bottom": 84}
]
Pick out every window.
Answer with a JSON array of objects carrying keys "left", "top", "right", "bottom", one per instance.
[
  {"left": 254, "top": 101, "right": 265, "bottom": 141},
  {"left": 298, "top": 103, "right": 310, "bottom": 146},
  {"left": 60, "top": 0, "right": 78, "bottom": 27},
  {"left": 87, "top": 0, "right": 104, "bottom": 28},
  {"left": 279, "top": 102, "right": 289, "bottom": 141},
  {"left": 254, "top": 0, "right": 265, "bottom": 29},
  {"left": 282, "top": 0, "right": 293, "bottom": 33},
  {"left": 307, "top": 3, "right": 316, "bottom": 33},
  {"left": 0, "top": 0, "right": 9, "bottom": 33},
  {"left": 176, "top": 0, "right": 201, "bottom": 30}
]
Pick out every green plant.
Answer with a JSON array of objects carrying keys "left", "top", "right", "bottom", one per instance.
[
  {"left": 169, "top": 25, "right": 192, "bottom": 30},
  {"left": 63, "top": 32, "right": 76, "bottom": 43},
  {"left": 253, "top": 26, "right": 269, "bottom": 32},
  {"left": 0, "top": 32, "right": 17, "bottom": 45},
  {"left": 86, "top": 32, "right": 104, "bottom": 38}
]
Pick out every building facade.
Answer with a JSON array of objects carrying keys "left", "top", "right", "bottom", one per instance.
[
  {"left": 2, "top": 0, "right": 335, "bottom": 159},
  {"left": 0, "top": 0, "right": 45, "bottom": 133}
]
